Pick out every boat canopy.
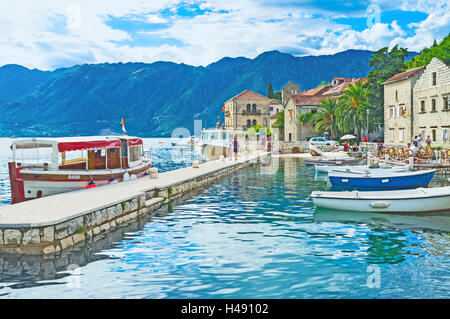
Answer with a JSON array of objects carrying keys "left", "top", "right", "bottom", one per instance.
[{"left": 12, "top": 136, "right": 143, "bottom": 152}]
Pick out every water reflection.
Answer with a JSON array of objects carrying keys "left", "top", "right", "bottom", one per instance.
[{"left": 0, "top": 156, "right": 449, "bottom": 298}]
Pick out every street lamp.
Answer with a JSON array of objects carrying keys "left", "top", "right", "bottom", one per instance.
[{"left": 366, "top": 109, "right": 369, "bottom": 139}]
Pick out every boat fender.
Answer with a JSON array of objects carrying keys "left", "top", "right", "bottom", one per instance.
[
  {"left": 370, "top": 201, "right": 391, "bottom": 209},
  {"left": 86, "top": 180, "right": 97, "bottom": 188},
  {"left": 123, "top": 172, "right": 130, "bottom": 181},
  {"left": 130, "top": 174, "right": 137, "bottom": 180}
]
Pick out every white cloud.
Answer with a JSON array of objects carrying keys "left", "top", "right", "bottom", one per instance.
[{"left": 0, "top": 0, "right": 447, "bottom": 70}]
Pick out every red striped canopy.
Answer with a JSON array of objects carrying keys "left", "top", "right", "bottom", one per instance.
[
  {"left": 128, "top": 138, "right": 143, "bottom": 146},
  {"left": 58, "top": 139, "right": 122, "bottom": 152}
]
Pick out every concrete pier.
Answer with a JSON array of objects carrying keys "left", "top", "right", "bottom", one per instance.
[{"left": 0, "top": 152, "right": 267, "bottom": 255}]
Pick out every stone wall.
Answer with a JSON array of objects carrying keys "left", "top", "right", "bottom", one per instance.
[
  {"left": 383, "top": 73, "right": 421, "bottom": 144},
  {"left": 0, "top": 156, "right": 263, "bottom": 255},
  {"left": 413, "top": 57, "right": 450, "bottom": 147}
]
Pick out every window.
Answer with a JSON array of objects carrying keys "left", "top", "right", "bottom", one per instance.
[
  {"left": 311, "top": 108, "right": 317, "bottom": 114},
  {"left": 395, "top": 90, "right": 398, "bottom": 101},
  {"left": 443, "top": 129, "right": 448, "bottom": 142},
  {"left": 246, "top": 119, "right": 251, "bottom": 128},
  {"left": 432, "top": 72, "right": 437, "bottom": 86},
  {"left": 399, "top": 129, "right": 404, "bottom": 142},
  {"left": 252, "top": 119, "right": 257, "bottom": 126},
  {"left": 432, "top": 99, "right": 436, "bottom": 112},
  {"left": 389, "top": 129, "right": 394, "bottom": 142},
  {"left": 289, "top": 133, "right": 292, "bottom": 142},
  {"left": 432, "top": 129, "right": 436, "bottom": 142},
  {"left": 291, "top": 89, "right": 297, "bottom": 94},
  {"left": 270, "top": 107, "right": 273, "bottom": 112},
  {"left": 399, "top": 106, "right": 404, "bottom": 117},
  {"left": 288, "top": 109, "right": 293, "bottom": 118},
  {"left": 444, "top": 97, "right": 449, "bottom": 110},
  {"left": 252, "top": 104, "right": 256, "bottom": 111},
  {"left": 421, "top": 100, "right": 425, "bottom": 113},
  {"left": 389, "top": 108, "right": 394, "bottom": 118},
  {"left": 246, "top": 104, "right": 251, "bottom": 112},
  {"left": 129, "top": 145, "right": 141, "bottom": 162}
]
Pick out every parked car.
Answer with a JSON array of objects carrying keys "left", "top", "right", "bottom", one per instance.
[{"left": 309, "top": 137, "right": 339, "bottom": 146}]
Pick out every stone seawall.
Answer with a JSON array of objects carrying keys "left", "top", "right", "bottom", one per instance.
[{"left": 0, "top": 155, "right": 264, "bottom": 255}]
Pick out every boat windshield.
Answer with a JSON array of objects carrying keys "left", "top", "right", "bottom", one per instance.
[{"left": 13, "top": 144, "right": 53, "bottom": 168}]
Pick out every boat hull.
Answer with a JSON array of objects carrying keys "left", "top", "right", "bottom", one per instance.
[
  {"left": 328, "top": 170, "right": 436, "bottom": 190},
  {"left": 311, "top": 188, "right": 450, "bottom": 213},
  {"left": 315, "top": 164, "right": 409, "bottom": 174},
  {"left": 304, "top": 157, "right": 364, "bottom": 166},
  {"left": 10, "top": 162, "right": 151, "bottom": 202}
]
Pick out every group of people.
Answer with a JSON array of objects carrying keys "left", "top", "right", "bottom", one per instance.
[{"left": 408, "top": 134, "right": 433, "bottom": 156}]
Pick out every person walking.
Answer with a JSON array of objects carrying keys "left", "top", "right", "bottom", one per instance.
[
  {"left": 417, "top": 134, "right": 423, "bottom": 147},
  {"left": 363, "top": 136, "right": 368, "bottom": 143},
  {"left": 426, "top": 135, "right": 432, "bottom": 147},
  {"left": 233, "top": 136, "right": 238, "bottom": 161}
]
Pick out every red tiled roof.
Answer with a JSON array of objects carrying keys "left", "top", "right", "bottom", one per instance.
[
  {"left": 382, "top": 66, "right": 425, "bottom": 85},
  {"left": 302, "top": 84, "right": 332, "bottom": 96},
  {"left": 323, "top": 77, "right": 367, "bottom": 96},
  {"left": 269, "top": 98, "right": 282, "bottom": 105},
  {"left": 289, "top": 94, "right": 328, "bottom": 106},
  {"left": 226, "top": 89, "right": 269, "bottom": 102}
]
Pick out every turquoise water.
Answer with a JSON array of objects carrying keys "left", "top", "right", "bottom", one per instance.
[{"left": 0, "top": 151, "right": 449, "bottom": 298}]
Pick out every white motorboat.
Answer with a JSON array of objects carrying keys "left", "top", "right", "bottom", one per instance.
[
  {"left": 311, "top": 186, "right": 450, "bottom": 213},
  {"left": 314, "top": 164, "right": 410, "bottom": 174}
]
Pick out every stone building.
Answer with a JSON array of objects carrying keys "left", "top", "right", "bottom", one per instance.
[
  {"left": 382, "top": 66, "right": 425, "bottom": 144},
  {"left": 224, "top": 89, "right": 270, "bottom": 130},
  {"left": 281, "top": 81, "right": 301, "bottom": 105},
  {"left": 284, "top": 95, "right": 325, "bottom": 142},
  {"left": 382, "top": 57, "right": 450, "bottom": 147},
  {"left": 412, "top": 57, "right": 450, "bottom": 147}
]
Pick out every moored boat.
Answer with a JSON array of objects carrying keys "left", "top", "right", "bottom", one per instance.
[
  {"left": 8, "top": 136, "right": 151, "bottom": 203},
  {"left": 315, "top": 164, "right": 410, "bottom": 174},
  {"left": 328, "top": 169, "right": 436, "bottom": 190},
  {"left": 304, "top": 156, "right": 365, "bottom": 166},
  {"left": 311, "top": 186, "right": 450, "bottom": 213}
]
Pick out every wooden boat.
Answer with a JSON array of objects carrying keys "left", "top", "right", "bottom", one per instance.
[
  {"left": 328, "top": 169, "right": 436, "bottom": 190},
  {"left": 8, "top": 136, "right": 151, "bottom": 204},
  {"left": 304, "top": 156, "right": 365, "bottom": 166},
  {"left": 314, "top": 164, "right": 410, "bottom": 174},
  {"left": 311, "top": 186, "right": 450, "bottom": 213}
]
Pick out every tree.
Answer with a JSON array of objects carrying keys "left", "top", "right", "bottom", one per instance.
[
  {"left": 338, "top": 81, "right": 370, "bottom": 142},
  {"left": 366, "top": 45, "right": 409, "bottom": 129},
  {"left": 272, "top": 109, "right": 284, "bottom": 131},
  {"left": 298, "top": 98, "right": 341, "bottom": 139},
  {"left": 405, "top": 33, "right": 450, "bottom": 69},
  {"left": 273, "top": 91, "right": 282, "bottom": 100},
  {"left": 267, "top": 82, "right": 274, "bottom": 99}
]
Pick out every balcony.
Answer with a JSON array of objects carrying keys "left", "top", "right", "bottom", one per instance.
[{"left": 242, "top": 109, "right": 261, "bottom": 115}]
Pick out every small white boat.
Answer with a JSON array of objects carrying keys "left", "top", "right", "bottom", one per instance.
[
  {"left": 311, "top": 186, "right": 450, "bottom": 213},
  {"left": 304, "top": 156, "right": 364, "bottom": 165},
  {"left": 314, "top": 164, "right": 410, "bottom": 174}
]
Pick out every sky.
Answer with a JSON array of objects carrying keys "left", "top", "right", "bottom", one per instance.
[{"left": 0, "top": 0, "right": 448, "bottom": 70}]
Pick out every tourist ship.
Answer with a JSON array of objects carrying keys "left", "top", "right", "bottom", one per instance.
[{"left": 8, "top": 136, "right": 152, "bottom": 203}]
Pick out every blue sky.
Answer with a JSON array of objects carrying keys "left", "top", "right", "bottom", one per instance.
[{"left": 0, "top": 0, "right": 448, "bottom": 70}]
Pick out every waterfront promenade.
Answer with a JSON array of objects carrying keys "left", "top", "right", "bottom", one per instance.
[{"left": 0, "top": 151, "right": 268, "bottom": 255}]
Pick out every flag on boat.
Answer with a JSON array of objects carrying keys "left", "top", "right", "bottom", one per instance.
[
  {"left": 121, "top": 117, "right": 127, "bottom": 135},
  {"left": 217, "top": 116, "right": 220, "bottom": 125},
  {"left": 222, "top": 104, "right": 226, "bottom": 112}
]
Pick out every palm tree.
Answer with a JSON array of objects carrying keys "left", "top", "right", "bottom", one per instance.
[
  {"left": 310, "top": 98, "right": 341, "bottom": 139},
  {"left": 337, "top": 81, "right": 369, "bottom": 141}
]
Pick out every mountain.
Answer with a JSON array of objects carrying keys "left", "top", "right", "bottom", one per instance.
[{"left": 0, "top": 49, "right": 417, "bottom": 137}]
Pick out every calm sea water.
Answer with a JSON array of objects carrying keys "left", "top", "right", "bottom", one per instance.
[{"left": 0, "top": 139, "right": 450, "bottom": 298}]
